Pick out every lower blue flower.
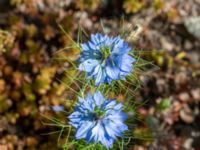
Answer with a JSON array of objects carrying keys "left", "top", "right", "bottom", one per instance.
[{"left": 68, "top": 91, "right": 128, "bottom": 148}]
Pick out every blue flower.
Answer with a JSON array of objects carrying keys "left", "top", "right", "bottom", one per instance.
[
  {"left": 79, "top": 33, "right": 135, "bottom": 85},
  {"left": 68, "top": 91, "right": 128, "bottom": 148}
]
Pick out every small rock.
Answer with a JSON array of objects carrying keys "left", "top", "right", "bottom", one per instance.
[
  {"left": 180, "top": 105, "right": 195, "bottom": 124},
  {"left": 184, "top": 16, "right": 200, "bottom": 39},
  {"left": 173, "top": 101, "right": 182, "bottom": 112},
  {"left": 183, "top": 138, "right": 193, "bottom": 150},
  {"left": 175, "top": 72, "right": 188, "bottom": 86},
  {"left": 178, "top": 92, "right": 190, "bottom": 102},
  {"left": 184, "top": 40, "right": 193, "bottom": 50},
  {"left": 191, "top": 88, "right": 200, "bottom": 101},
  {"left": 160, "top": 37, "right": 173, "bottom": 51}
]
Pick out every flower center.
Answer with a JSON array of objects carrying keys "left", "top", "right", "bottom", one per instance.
[
  {"left": 100, "top": 46, "right": 111, "bottom": 60},
  {"left": 92, "top": 106, "right": 105, "bottom": 120}
]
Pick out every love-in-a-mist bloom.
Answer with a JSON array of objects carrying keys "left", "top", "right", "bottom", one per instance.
[
  {"left": 79, "top": 33, "right": 135, "bottom": 85},
  {"left": 68, "top": 91, "right": 128, "bottom": 148}
]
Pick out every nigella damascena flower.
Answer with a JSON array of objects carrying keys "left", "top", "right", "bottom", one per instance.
[
  {"left": 68, "top": 91, "right": 128, "bottom": 148},
  {"left": 79, "top": 33, "right": 135, "bottom": 85}
]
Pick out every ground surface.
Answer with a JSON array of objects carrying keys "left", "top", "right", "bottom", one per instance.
[{"left": 0, "top": 0, "right": 200, "bottom": 149}]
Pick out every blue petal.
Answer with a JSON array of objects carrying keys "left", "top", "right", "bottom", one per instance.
[
  {"left": 91, "top": 34, "right": 98, "bottom": 44},
  {"left": 68, "top": 111, "right": 81, "bottom": 119},
  {"left": 79, "top": 59, "right": 99, "bottom": 72},
  {"left": 78, "top": 97, "right": 84, "bottom": 103},
  {"left": 81, "top": 43, "right": 90, "bottom": 51},
  {"left": 95, "top": 66, "right": 103, "bottom": 85},
  {"left": 88, "top": 41, "right": 100, "bottom": 51},
  {"left": 92, "top": 33, "right": 108, "bottom": 45},
  {"left": 82, "top": 94, "right": 95, "bottom": 111},
  {"left": 103, "top": 118, "right": 128, "bottom": 137},
  {"left": 112, "top": 40, "right": 131, "bottom": 54},
  {"left": 93, "top": 91, "right": 104, "bottom": 106},
  {"left": 113, "top": 103, "right": 123, "bottom": 110},
  {"left": 105, "top": 76, "right": 113, "bottom": 84},
  {"left": 119, "top": 71, "right": 129, "bottom": 79},
  {"left": 105, "top": 66, "right": 120, "bottom": 80},
  {"left": 120, "top": 54, "right": 135, "bottom": 72},
  {"left": 103, "top": 119, "right": 118, "bottom": 139},
  {"left": 75, "top": 121, "right": 94, "bottom": 139},
  {"left": 68, "top": 111, "right": 83, "bottom": 128},
  {"left": 91, "top": 34, "right": 103, "bottom": 44},
  {"left": 103, "top": 100, "right": 117, "bottom": 110},
  {"left": 106, "top": 111, "right": 127, "bottom": 122},
  {"left": 87, "top": 64, "right": 100, "bottom": 78},
  {"left": 90, "top": 122, "right": 104, "bottom": 142},
  {"left": 90, "top": 122, "right": 114, "bottom": 148},
  {"left": 85, "top": 93, "right": 93, "bottom": 101}
]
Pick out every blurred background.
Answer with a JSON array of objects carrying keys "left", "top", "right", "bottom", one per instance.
[{"left": 0, "top": 0, "right": 200, "bottom": 149}]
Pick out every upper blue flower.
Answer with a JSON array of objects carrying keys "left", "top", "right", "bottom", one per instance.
[
  {"left": 68, "top": 91, "right": 128, "bottom": 148},
  {"left": 79, "top": 33, "right": 135, "bottom": 85}
]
